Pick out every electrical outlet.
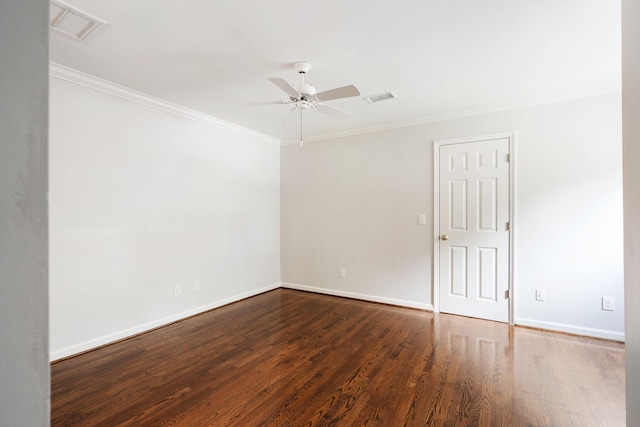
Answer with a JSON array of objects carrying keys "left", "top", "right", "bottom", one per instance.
[
  {"left": 174, "top": 284, "right": 181, "bottom": 297},
  {"left": 535, "top": 289, "right": 545, "bottom": 302},
  {"left": 339, "top": 268, "right": 346, "bottom": 278},
  {"left": 602, "top": 296, "right": 614, "bottom": 311},
  {"left": 194, "top": 281, "right": 201, "bottom": 293}
]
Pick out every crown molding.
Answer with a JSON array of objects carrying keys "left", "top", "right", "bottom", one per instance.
[
  {"left": 50, "top": 62, "right": 619, "bottom": 148},
  {"left": 49, "top": 62, "right": 281, "bottom": 147},
  {"left": 281, "top": 78, "right": 622, "bottom": 146}
]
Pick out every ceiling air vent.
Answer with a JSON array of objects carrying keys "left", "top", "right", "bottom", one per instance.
[
  {"left": 50, "top": 0, "right": 107, "bottom": 42},
  {"left": 363, "top": 91, "right": 398, "bottom": 104}
]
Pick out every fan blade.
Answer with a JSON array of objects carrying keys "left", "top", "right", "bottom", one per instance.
[
  {"left": 316, "top": 103, "right": 352, "bottom": 119},
  {"left": 267, "top": 77, "right": 300, "bottom": 98},
  {"left": 243, "top": 100, "right": 292, "bottom": 106},
  {"left": 316, "top": 85, "right": 360, "bottom": 101}
]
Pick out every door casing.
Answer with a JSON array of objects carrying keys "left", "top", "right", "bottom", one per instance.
[{"left": 432, "top": 131, "right": 516, "bottom": 324}]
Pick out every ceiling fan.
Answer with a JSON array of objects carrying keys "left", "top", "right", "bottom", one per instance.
[{"left": 266, "top": 62, "right": 360, "bottom": 145}]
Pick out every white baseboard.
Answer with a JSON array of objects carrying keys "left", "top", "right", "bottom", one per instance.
[
  {"left": 54, "top": 284, "right": 622, "bottom": 361},
  {"left": 515, "top": 317, "right": 625, "bottom": 342},
  {"left": 50, "top": 283, "right": 281, "bottom": 361},
  {"left": 281, "top": 282, "right": 433, "bottom": 311}
]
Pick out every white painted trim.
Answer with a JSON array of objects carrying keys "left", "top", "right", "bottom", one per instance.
[
  {"left": 432, "top": 141, "right": 441, "bottom": 313},
  {"left": 515, "top": 317, "right": 625, "bottom": 342},
  {"left": 281, "top": 80, "right": 621, "bottom": 145},
  {"left": 432, "top": 131, "right": 516, "bottom": 323},
  {"left": 433, "top": 131, "right": 516, "bottom": 146},
  {"left": 50, "top": 282, "right": 281, "bottom": 361},
  {"left": 509, "top": 133, "right": 517, "bottom": 324},
  {"left": 51, "top": 61, "right": 619, "bottom": 149},
  {"left": 49, "top": 281, "right": 623, "bottom": 361},
  {"left": 49, "top": 62, "right": 281, "bottom": 147},
  {"left": 281, "top": 282, "right": 433, "bottom": 311}
]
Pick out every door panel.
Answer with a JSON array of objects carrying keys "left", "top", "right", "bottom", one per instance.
[
  {"left": 478, "top": 178, "right": 497, "bottom": 231},
  {"left": 478, "top": 247, "right": 497, "bottom": 301},
  {"left": 449, "top": 180, "right": 468, "bottom": 230},
  {"left": 439, "top": 138, "right": 510, "bottom": 322},
  {"left": 450, "top": 246, "right": 468, "bottom": 297}
]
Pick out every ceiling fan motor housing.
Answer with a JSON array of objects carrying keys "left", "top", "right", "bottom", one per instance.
[{"left": 295, "top": 83, "right": 316, "bottom": 97}]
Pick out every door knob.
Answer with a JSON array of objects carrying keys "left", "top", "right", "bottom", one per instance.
[{"left": 441, "top": 234, "right": 448, "bottom": 241}]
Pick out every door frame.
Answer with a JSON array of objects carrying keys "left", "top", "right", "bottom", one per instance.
[{"left": 432, "top": 131, "right": 516, "bottom": 324}]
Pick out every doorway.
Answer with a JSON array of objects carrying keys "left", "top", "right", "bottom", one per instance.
[{"left": 433, "top": 132, "right": 514, "bottom": 323}]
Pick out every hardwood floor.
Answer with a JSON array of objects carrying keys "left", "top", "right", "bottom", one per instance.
[{"left": 51, "top": 289, "right": 625, "bottom": 426}]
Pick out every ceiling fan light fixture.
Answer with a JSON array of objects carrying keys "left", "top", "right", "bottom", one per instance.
[
  {"left": 296, "top": 100, "right": 310, "bottom": 110},
  {"left": 364, "top": 91, "right": 398, "bottom": 104}
]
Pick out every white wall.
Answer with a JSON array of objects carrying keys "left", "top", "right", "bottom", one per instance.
[
  {"left": 281, "top": 93, "right": 624, "bottom": 340},
  {"left": 623, "top": 0, "right": 640, "bottom": 424},
  {"left": 281, "top": 126, "right": 435, "bottom": 309},
  {"left": 49, "top": 65, "right": 624, "bottom": 360},
  {"left": 0, "top": 1, "right": 50, "bottom": 425},
  {"left": 49, "top": 76, "right": 280, "bottom": 360}
]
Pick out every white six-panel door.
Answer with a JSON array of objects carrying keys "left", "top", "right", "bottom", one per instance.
[{"left": 438, "top": 137, "right": 510, "bottom": 323}]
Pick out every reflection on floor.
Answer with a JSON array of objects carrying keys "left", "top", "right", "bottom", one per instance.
[{"left": 51, "top": 288, "right": 625, "bottom": 426}]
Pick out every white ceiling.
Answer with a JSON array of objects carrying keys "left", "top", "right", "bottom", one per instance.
[{"left": 49, "top": 0, "right": 621, "bottom": 142}]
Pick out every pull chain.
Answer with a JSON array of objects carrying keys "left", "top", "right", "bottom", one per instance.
[
  {"left": 299, "top": 109, "right": 303, "bottom": 146},
  {"left": 299, "top": 70, "right": 305, "bottom": 146}
]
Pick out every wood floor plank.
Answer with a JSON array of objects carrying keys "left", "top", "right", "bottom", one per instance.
[{"left": 51, "top": 289, "right": 625, "bottom": 426}]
